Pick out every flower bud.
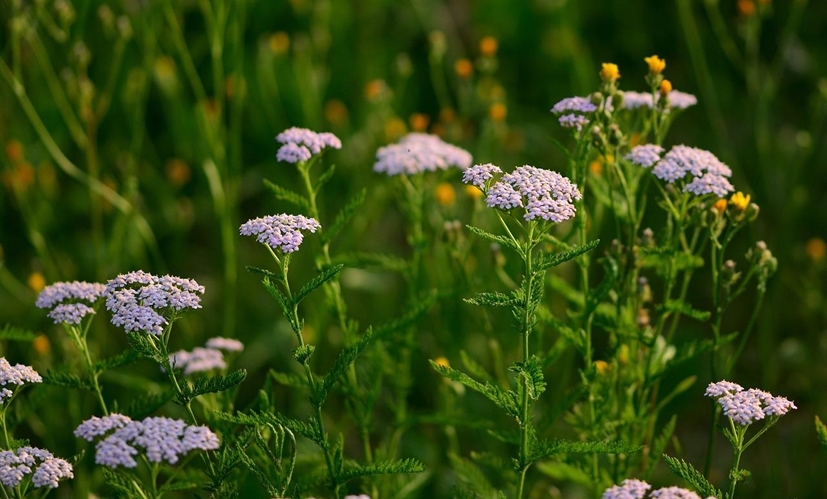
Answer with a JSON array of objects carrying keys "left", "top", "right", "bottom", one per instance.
[
  {"left": 590, "top": 92, "right": 604, "bottom": 106},
  {"left": 645, "top": 55, "right": 666, "bottom": 75},
  {"left": 600, "top": 63, "right": 620, "bottom": 82},
  {"left": 637, "top": 277, "right": 652, "bottom": 303},
  {"left": 745, "top": 202, "right": 760, "bottom": 222},
  {"left": 640, "top": 228, "right": 655, "bottom": 247}
]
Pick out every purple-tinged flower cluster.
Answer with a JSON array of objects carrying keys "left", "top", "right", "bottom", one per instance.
[
  {"left": 620, "top": 90, "right": 697, "bottom": 111},
  {"left": 205, "top": 337, "right": 244, "bottom": 352},
  {"left": 75, "top": 414, "right": 220, "bottom": 468},
  {"left": 0, "top": 358, "right": 42, "bottom": 387},
  {"left": 275, "top": 127, "right": 342, "bottom": 164},
  {"left": 0, "top": 388, "right": 12, "bottom": 404},
  {"left": 622, "top": 91, "right": 655, "bottom": 110},
  {"left": 104, "top": 271, "right": 205, "bottom": 335},
  {"left": 480, "top": 166, "right": 581, "bottom": 222},
  {"left": 666, "top": 91, "right": 698, "bottom": 109},
  {"left": 602, "top": 480, "right": 715, "bottom": 499},
  {"left": 625, "top": 144, "right": 665, "bottom": 168},
  {"left": 651, "top": 145, "right": 734, "bottom": 197},
  {"left": 47, "top": 303, "right": 95, "bottom": 325},
  {"left": 35, "top": 281, "right": 106, "bottom": 309},
  {"left": 169, "top": 347, "right": 227, "bottom": 375},
  {"left": 559, "top": 113, "right": 590, "bottom": 131},
  {"left": 550, "top": 96, "right": 597, "bottom": 114},
  {"left": 373, "top": 133, "right": 473, "bottom": 176},
  {"left": 239, "top": 214, "right": 321, "bottom": 253},
  {"left": 462, "top": 163, "right": 502, "bottom": 189},
  {"left": 0, "top": 447, "right": 73, "bottom": 489},
  {"left": 705, "top": 380, "right": 796, "bottom": 425}
]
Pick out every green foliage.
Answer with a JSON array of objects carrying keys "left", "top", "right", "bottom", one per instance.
[
  {"left": 263, "top": 276, "right": 297, "bottom": 321},
  {"left": 294, "top": 264, "right": 344, "bottom": 305},
  {"left": 536, "top": 239, "right": 600, "bottom": 272},
  {"left": 41, "top": 370, "right": 91, "bottom": 390},
  {"left": 464, "top": 291, "right": 518, "bottom": 307},
  {"left": 373, "top": 290, "right": 438, "bottom": 341},
  {"left": 218, "top": 410, "right": 324, "bottom": 447},
  {"left": 663, "top": 455, "right": 726, "bottom": 499},
  {"left": 313, "top": 329, "right": 372, "bottom": 406},
  {"left": 338, "top": 458, "right": 426, "bottom": 482},
  {"left": 123, "top": 390, "right": 174, "bottom": 420},
  {"left": 465, "top": 225, "right": 520, "bottom": 253},
  {"left": 0, "top": 323, "right": 39, "bottom": 342},
  {"left": 638, "top": 247, "right": 704, "bottom": 276},
  {"left": 816, "top": 416, "right": 827, "bottom": 449},
  {"left": 430, "top": 361, "right": 520, "bottom": 420},
  {"left": 177, "top": 369, "right": 247, "bottom": 403},
  {"left": 448, "top": 454, "right": 498, "bottom": 499},
  {"left": 92, "top": 350, "right": 140, "bottom": 373},
  {"left": 644, "top": 415, "right": 677, "bottom": 478},
  {"left": 662, "top": 299, "right": 712, "bottom": 322},
  {"left": 334, "top": 252, "right": 409, "bottom": 272},
  {"left": 508, "top": 356, "right": 546, "bottom": 400},
  {"left": 527, "top": 438, "right": 643, "bottom": 464},
  {"left": 314, "top": 164, "right": 336, "bottom": 193},
  {"left": 293, "top": 344, "right": 316, "bottom": 364},
  {"left": 264, "top": 179, "right": 311, "bottom": 211},
  {"left": 320, "top": 188, "right": 367, "bottom": 245},
  {"left": 269, "top": 369, "right": 309, "bottom": 389}
]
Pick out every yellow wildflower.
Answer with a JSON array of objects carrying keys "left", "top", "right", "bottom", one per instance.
[
  {"left": 729, "top": 192, "right": 751, "bottom": 212},
  {"left": 434, "top": 357, "right": 450, "bottom": 368},
  {"left": 805, "top": 238, "right": 826, "bottom": 262},
  {"left": 364, "top": 79, "right": 387, "bottom": 101},
  {"left": 644, "top": 55, "right": 666, "bottom": 74},
  {"left": 268, "top": 31, "right": 290, "bottom": 56},
  {"left": 713, "top": 198, "right": 728, "bottom": 215},
  {"left": 324, "top": 99, "right": 348, "bottom": 125},
  {"left": 454, "top": 58, "right": 473, "bottom": 79},
  {"left": 33, "top": 335, "right": 51, "bottom": 355},
  {"left": 480, "top": 36, "right": 498, "bottom": 57},
  {"left": 465, "top": 185, "right": 483, "bottom": 200},
  {"left": 435, "top": 182, "right": 456, "bottom": 207},
  {"left": 409, "top": 113, "right": 430, "bottom": 132},
  {"left": 166, "top": 159, "right": 191, "bottom": 187},
  {"left": 5, "top": 140, "right": 24, "bottom": 164},
  {"left": 599, "top": 63, "right": 620, "bottom": 82},
  {"left": 659, "top": 79, "right": 673, "bottom": 96},
  {"left": 489, "top": 102, "right": 507, "bottom": 122},
  {"left": 384, "top": 117, "right": 407, "bottom": 142},
  {"left": 27, "top": 272, "right": 46, "bottom": 293},
  {"left": 595, "top": 360, "right": 610, "bottom": 375}
]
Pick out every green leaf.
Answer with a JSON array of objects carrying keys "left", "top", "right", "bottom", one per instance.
[
  {"left": 101, "top": 468, "right": 139, "bottom": 497},
  {"left": 638, "top": 246, "right": 704, "bottom": 275},
  {"left": 314, "top": 164, "right": 336, "bottom": 193},
  {"left": 157, "top": 480, "right": 201, "bottom": 494},
  {"left": 662, "top": 455, "right": 725, "bottom": 499},
  {"left": 373, "top": 291, "right": 437, "bottom": 341},
  {"left": 126, "top": 333, "right": 165, "bottom": 364},
  {"left": 536, "top": 239, "right": 600, "bottom": 272},
  {"left": 816, "top": 416, "right": 827, "bottom": 449},
  {"left": 246, "top": 266, "right": 281, "bottom": 281},
  {"left": 262, "top": 277, "right": 293, "bottom": 320},
  {"left": 644, "top": 415, "right": 677, "bottom": 478},
  {"left": 535, "top": 461, "right": 591, "bottom": 487},
  {"left": 0, "top": 324, "right": 39, "bottom": 342},
  {"left": 217, "top": 410, "right": 324, "bottom": 447},
  {"left": 338, "top": 458, "right": 425, "bottom": 483},
  {"left": 41, "top": 370, "right": 91, "bottom": 390},
  {"left": 313, "top": 330, "right": 372, "bottom": 406},
  {"left": 508, "top": 355, "right": 546, "bottom": 400},
  {"left": 466, "top": 225, "right": 520, "bottom": 253},
  {"left": 333, "top": 252, "right": 408, "bottom": 272},
  {"left": 464, "top": 291, "right": 518, "bottom": 307},
  {"left": 460, "top": 350, "right": 495, "bottom": 384},
  {"left": 320, "top": 188, "right": 366, "bottom": 245},
  {"left": 269, "top": 369, "right": 308, "bottom": 389},
  {"left": 584, "top": 257, "right": 618, "bottom": 319},
  {"left": 93, "top": 350, "right": 140, "bottom": 374},
  {"left": 179, "top": 369, "right": 247, "bottom": 403},
  {"left": 528, "top": 438, "right": 642, "bottom": 464},
  {"left": 238, "top": 451, "right": 282, "bottom": 497},
  {"left": 124, "top": 390, "right": 174, "bottom": 420},
  {"left": 294, "top": 264, "right": 344, "bottom": 305},
  {"left": 293, "top": 345, "right": 315, "bottom": 364},
  {"left": 263, "top": 179, "right": 310, "bottom": 211},
  {"left": 448, "top": 454, "right": 497, "bottom": 498},
  {"left": 662, "top": 299, "right": 711, "bottom": 322},
  {"left": 430, "top": 362, "right": 519, "bottom": 420}
]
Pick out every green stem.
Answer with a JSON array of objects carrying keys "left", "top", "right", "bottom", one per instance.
[{"left": 516, "top": 224, "right": 536, "bottom": 499}]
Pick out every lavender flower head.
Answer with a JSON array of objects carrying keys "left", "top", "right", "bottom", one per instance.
[
  {"left": 625, "top": 144, "right": 665, "bottom": 168},
  {"left": 603, "top": 480, "right": 715, "bottom": 499},
  {"left": 620, "top": 90, "right": 697, "bottom": 112},
  {"left": 559, "top": 114, "right": 590, "bottom": 131},
  {"left": 373, "top": 133, "right": 472, "bottom": 176},
  {"left": 705, "top": 380, "right": 796, "bottom": 425},
  {"left": 169, "top": 347, "right": 226, "bottom": 375},
  {"left": 275, "top": 127, "right": 342, "bottom": 164},
  {"left": 36, "top": 281, "right": 106, "bottom": 325},
  {"left": 0, "top": 388, "right": 12, "bottom": 404},
  {"left": 239, "top": 214, "right": 321, "bottom": 253},
  {"left": 550, "top": 96, "right": 597, "bottom": 115},
  {"left": 205, "top": 337, "right": 244, "bottom": 352},
  {"left": 621, "top": 91, "right": 655, "bottom": 110},
  {"left": 481, "top": 165, "right": 582, "bottom": 222},
  {"left": 462, "top": 163, "right": 502, "bottom": 189},
  {"left": 47, "top": 303, "right": 95, "bottom": 325},
  {"left": 75, "top": 414, "right": 220, "bottom": 468},
  {"left": 104, "top": 271, "right": 205, "bottom": 335},
  {"left": 651, "top": 145, "right": 734, "bottom": 197},
  {"left": 0, "top": 358, "right": 42, "bottom": 388},
  {"left": 649, "top": 487, "right": 704, "bottom": 499},
  {"left": 0, "top": 447, "right": 73, "bottom": 489}
]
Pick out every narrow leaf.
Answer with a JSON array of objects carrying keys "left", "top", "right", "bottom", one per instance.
[
  {"left": 263, "top": 179, "right": 310, "bottom": 211},
  {"left": 93, "top": 350, "right": 140, "bottom": 374},
  {"left": 816, "top": 416, "right": 827, "bottom": 449},
  {"left": 314, "top": 164, "right": 336, "bottom": 192},
  {"left": 338, "top": 458, "right": 425, "bottom": 482},
  {"left": 313, "top": 329, "right": 373, "bottom": 406},
  {"left": 536, "top": 239, "right": 600, "bottom": 272},
  {"left": 294, "top": 264, "right": 344, "bottom": 305},
  {"left": 179, "top": 369, "right": 247, "bottom": 402},
  {"left": 528, "top": 438, "right": 642, "bottom": 464},
  {"left": 466, "top": 225, "right": 520, "bottom": 253},
  {"left": 662, "top": 455, "right": 725, "bottom": 499},
  {"left": 0, "top": 324, "right": 39, "bottom": 342},
  {"left": 644, "top": 415, "right": 677, "bottom": 478},
  {"left": 663, "top": 299, "right": 711, "bottom": 322},
  {"left": 320, "top": 188, "right": 366, "bottom": 245},
  {"left": 430, "top": 362, "right": 519, "bottom": 419},
  {"left": 41, "top": 371, "right": 91, "bottom": 391},
  {"left": 464, "top": 291, "right": 518, "bottom": 307}
]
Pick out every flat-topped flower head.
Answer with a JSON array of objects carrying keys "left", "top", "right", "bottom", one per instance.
[
  {"left": 649, "top": 487, "right": 703, "bottom": 499},
  {"left": 47, "top": 303, "right": 95, "bottom": 325},
  {"left": 550, "top": 96, "right": 597, "bottom": 115},
  {"left": 75, "top": 414, "right": 220, "bottom": 468},
  {"left": 705, "top": 380, "right": 796, "bottom": 425},
  {"left": 36, "top": 281, "right": 106, "bottom": 309},
  {"left": 602, "top": 479, "right": 651, "bottom": 499},
  {"left": 0, "top": 447, "right": 73, "bottom": 489},
  {"left": 651, "top": 145, "right": 734, "bottom": 196},
  {"left": 205, "top": 336, "right": 244, "bottom": 352},
  {"left": 0, "top": 358, "right": 42, "bottom": 387},
  {"left": 626, "top": 144, "right": 665, "bottom": 168},
  {"left": 373, "top": 133, "right": 472, "bottom": 176},
  {"left": 239, "top": 214, "right": 321, "bottom": 253},
  {"left": 463, "top": 163, "right": 502, "bottom": 189},
  {"left": 74, "top": 414, "right": 134, "bottom": 441},
  {"left": 559, "top": 114, "right": 590, "bottom": 131},
  {"left": 104, "top": 271, "right": 205, "bottom": 335},
  {"left": 620, "top": 91, "right": 697, "bottom": 112},
  {"left": 169, "top": 347, "right": 226, "bottom": 375},
  {"left": 275, "top": 127, "right": 341, "bottom": 163}
]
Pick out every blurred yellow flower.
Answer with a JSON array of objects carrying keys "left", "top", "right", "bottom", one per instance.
[
  {"left": 436, "top": 182, "right": 456, "bottom": 206},
  {"left": 600, "top": 63, "right": 620, "bottom": 82},
  {"left": 27, "top": 272, "right": 46, "bottom": 293},
  {"left": 454, "top": 58, "right": 473, "bottom": 79},
  {"left": 713, "top": 198, "right": 728, "bottom": 215},
  {"left": 268, "top": 31, "right": 290, "bottom": 56},
  {"left": 644, "top": 55, "right": 666, "bottom": 74},
  {"left": 480, "top": 36, "right": 498, "bottom": 57},
  {"left": 5, "top": 140, "right": 24, "bottom": 163},
  {"left": 659, "top": 79, "right": 673, "bottom": 96},
  {"left": 384, "top": 117, "right": 407, "bottom": 142},
  {"left": 465, "top": 185, "right": 483, "bottom": 200},
  {"left": 33, "top": 335, "right": 51, "bottom": 355},
  {"left": 729, "top": 192, "right": 751, "bottom": 212},
  {"left": 409, "top": 113, "right": 430, "bottom": 132},
  {"left": 589, "top": 160, "right": 603, "bottom": 175},
  {"left": 364, "top": 79, "right": 388, "bottom": 101},
  {"left": 738, "top": 0, "right": 756, "bottom": 16},
  {"left": 595, "top": 360, "right": 610, "bottom": 375},
  {"left": 324, "top": 99, "right": 348, "bottom": 125},
  {"left": 806, "top": 238, "right": 826, "bottom": 262},
  {"left": 434, "top": 356, "right": 450, "bottom": 368},
  {"left": 166, "top": 159, "right": 191, "bottom": 187},
  {"left": 489, "top": 102, "right": 507, "bottom": 122}
]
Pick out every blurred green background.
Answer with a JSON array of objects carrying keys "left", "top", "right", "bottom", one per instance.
[{"left": 1, "top": 0, "right": 826, "bottom": 497}]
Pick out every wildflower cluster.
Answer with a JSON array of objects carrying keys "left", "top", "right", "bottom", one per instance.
[
  {"left": 169, "top": 337, "right": 243, "bottom": 376},
  {"left": 75, "top": 414, "right": 220, "bottom": 468},
  {"left": 239, "top": 214, "right": 321, "bottom": 253},
  {"left": 0, "top": 358, "right": 42, "bottom": 400},
  {"left": 603, "top": 479, "right": 717, "bottom": 499},
  {"left": 373, "top": 133, "right": 473, "bottom": 175},
  {"left": 634, "top": 145, "right": 734, "bottom": 196},
  {"left": 550, "top": 96, "right": 597, "bottom": 131},
  {"left": 104, "top": 271, "right": 205, "bottom": 335},
  {"left": 276, "top": 127, "right": 342, "bottom": 163},
  {"left": 35, "top": 280, "right": 106, "bottom": 325},
  {"left": 705, "top": 380, "right": 796, "bottom": 425},
  {"left": 0, "top": 447, "right": 73, "bottom": 489}
]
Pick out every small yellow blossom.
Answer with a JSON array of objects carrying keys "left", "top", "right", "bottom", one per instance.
[
  {"left": 589, "top": 160, "right": 603, "bottom": 175},
  {"left": 805, "top": 238, "right": 826, "bottom": 262},
  {"left": 737, "top": 0, "right": 756, "bottom": 16},
  {"left": 618, "top": 344, "right": 630, "bottom": 365},
  {"left": 384, "top": 117, "right": 407, "bottom": 142},
  {"left": 435, "top": 182, "right": 456, "bottom": 206},
  {"left": 659, "top": 79, "right": 673, "bottom": 96},
  {"left": 629, "top": 133, "right": 642, "bottom": 148},
  {"left": 489, "top": 102, "right": 507, "bottom": 122},
  {"left": 324, "top": 99, "right": 348, "bottom": 125},
  {"left": 644, "top": 55, "right": 666, "bottom": 74},
  {"left": 268, "top": 31, "right": 290, "bottom": 56},
  {"left": 27, "top": 272, "right": 46, "bottom": 293},
  {"left": 729, "top": 192, "right": 751, "bottom": 212},
  {"left": 465, "top": 185, "right": 483, "bottom": 200},
  {"left": 364, "top": 79, "right": 388, "bottom": 101},
  {"left": 454, "top": 58, "right": 473, "bottom": 79},
  {"left": 595, "top": 360, "right": 610, "bottom": 375},
  {"left": 599, "top": 63, "right": 620, "bottom": 82},
  {"left": 434, "top": 357, "right": 450, "bottom": 368},
  {"left": 713, "top": 198, "right": 728, "bottom": 215},
  {"left": 409, "top": 113, "right": 430, "bottom": 132},
  {"left": 33, "top": 335, "right": 51, "bottom": 355},
  {"left": 480, "top": 36, "right": 498, "bottom": 57}
]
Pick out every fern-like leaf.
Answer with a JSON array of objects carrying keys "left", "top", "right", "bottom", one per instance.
[
  {"left": 508, "top": 355, "right": 546, "bottom": 400},
  {"left": 217, "top": 410, "right": 323, "bottom": 447},
  {"left": 178, "top": 369, "right": 246, "bottom": 403},
  {"left": 644, "top": 415, "right": 677, "bottom": 478},
  {"left": 464, "top": 291, "right": 518, "bottom": 307},
  {"left": 314, "top": 164, "right": 336, "bottom": 192},
  {"left": 662, "top": 455, "right": 725, "bottom": 499},
  {"left": 124, "top": 390, "right": 174, "bottom": 420},
  {"left": 294, "top": 264, "right": 344, "bottom": 305},
  {"left": 313, "top": 329, "right": 372, "bottom": 406},
  {"left": 0, "top": 324, "right": 39, "bottom": 342},
  {"left": 93, "top": 350, "right": 140, "bottom": 373},
  {"left": 816, "top": 416, "right": 827, "bottom": 449},
  {"left": 430, "top": 362, "right": 519, "bottom": 420},
  {"left": 465, "top": 225, "right": 520, "bottom": 253},
  {"left": 338, "top": 458, "right": 425, "bottom": 482},
  {"left": 373, "top": 291, "right": 437, "bottom": 341},
  {"left": 528, "top": 438, "right": 642, "bottom": 464},
  {"left": 536, "top": 239, "right": 600, "bottom": 272},
  {"left": 41, "top": 371, "right": 91, "bottom": 390},
  {"left": 263, "top": 179, "right": 310, "bottom": 211},
  {"left": 663, "top": 299, "right": 711, "bottom": 322},
  {"left": 320, "top": 188, "right": 366, "bottom": 245}
]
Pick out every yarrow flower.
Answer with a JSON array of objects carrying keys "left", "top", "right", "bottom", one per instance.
[
  {"left": 205, "top": 337, "right": 244, "bottom": 352},
  {"left": 75, "top": 414, "right": 220, "bottom": 468},
  {"left": 558, "top": 113, "right": 590, "bottom": 131},
  {"left": 620, "top": 91, "right": 697, "bottom": 111},
  {"left": 550, "top": 96, "right": 597, "bottom": 115},
  {"left": 239, "top": 214, "right": 321, "bottom": 253},
  {"left": 104, "top": 271, "right": 205, "bottom": 335},
  {"left": 169, "top": 347, "right": 226, "bottom": 375},
  {"left": 47, "top": 303, "right": 95, "bottom": 325},
  {"left": 275, "top": 127, "right": 341, "bottom": 164},
  {"left": 651, "top": 145, "right": 734, "bottom": 196},
  {"left": 462, "top": 163, "right": 502, "bottom": 189},
  {"left": 625, "top": 144, "right": 665, "bottom": 168},
  {"left": 602, "top": 480, "right": 716, "bottom": 499},
  {"left": 704, "top": 380, "right": 796, "bottom": 425},
  {"left": 0, "top": 447, "right": 73, "bottom": 489},
  {"left": 36, "top": 281, "right": 106, "bottom": 325},
  {"left": 0, "top": 358, "right": 42, "bottom": 387},
  {"left": 373, "top": 133, "right": 472, "bottom": 176},
  {"left": 0, "top": 388, "right": 12, "bottom": 404}
]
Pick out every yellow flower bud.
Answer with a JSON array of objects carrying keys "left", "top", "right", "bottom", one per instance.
[
  {"left": 595, "top": 360, "right": 610, "bottom": 375},
  {"left": 268, "top": 31, "right": 290, "bottom": 56},
  {"left": 729, "top": 192, "right": 751, "bottom": 212},
  {"left": 434, "top": 357, "right": 450, "bottom": 368},
  {"left": 644, "top": 55, "right": 666, "bottom": 74},
  {"left": 600, "top": 63, "right": 620, "bottom": 82},
  {"left": 33, "top": 335, "right": 51, "bottom": 355},
  {"left": 489, "top": 102, "right": 507, "bottom": 122},
  {"left": 409, "top": 113, "right": 430, "bottom": 132},
  {"left": 465, "top": 184, "right": 483, "bottom": 200},
  {"left": 659, "top": 79, "right": 673, "bottom": 96},
  {"left": 806, "top": 238, "right": 826, "bottom": 262},
  {"left": 27, "top": 272, "right": 46, "bottom": 293},
  {"left": 435, "top": 182, "right": 456, "bottom": 207},
  {"left": 713, "top": 198, "right": 728, "bottom": 215},
  {"left": 480, "top": 36, "right": 498, "bottom": 57},
  {"left": 454, "top": 58, "right": 473, "bottom": 79}
]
